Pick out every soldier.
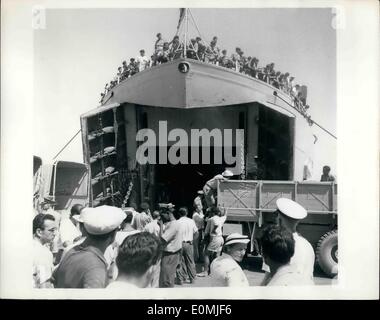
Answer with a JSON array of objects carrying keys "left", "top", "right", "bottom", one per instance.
[
  {"left": 218, "top": 49, "right": 229, "bottom": 67},
  {"left": 238, "top": 50, "right": 247, "bottom": 72},
  {"left": 202, "top": 169, "right": 234, "bottom": 209},
  {"left": 187, "top": 38, "right": 198, "bottom": 59},
  {"left": 99, "top": 93, "right": 105, "bottom": 104},
  {"left": 136, "top": 49, "right": 150, "bottom": 72},
  {"left": 104, "top": 83, "right": 109, "bottom": 95},
  {"left": 196, "top": 37, "right": 206, "bottom": 61},
  {"left": 169, "top": 35, "right": 181, "bottom": 60},
  {"left": 205, "top": 39, "right": 220, "bottom": 64},
  {"left": 249, "top": 57, "right": 259, "bottom": 78},
  {"left": 272, "top": 71, "right": 282, "bottom": 89},
  {"left": 154, "top": 33, "right": 164, "bottom": 57},
  {"left": 121, "top": 60, "right": 129, "bottom": 79},
  {"left": 117, "top": 67, "right": 123, "bottom": 83},
  {"left": 128, "top": 58, "right": 138, "bottom": 76},
  {"left": 161, "top": 42, "right": 171, "bottom": 63},
  {"left": 320, "top": 165, "right": 336, "bottom": 182},
  {"left": 149, "top": 55, "right": 155, "bottom": 67},
  {"left": 282, "top": 72, "right": 290, "bottom": 92},
  {"left": 278, "top": 73, "right": 285, "bottom": 90},
  {"left": 289, "top": 76, "right": 295, "bottom": 95},
  {"left": 231, "top": 47, "right": 241, "bottom": 71}
]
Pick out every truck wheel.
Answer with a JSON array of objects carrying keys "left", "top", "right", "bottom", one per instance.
[{"left": 316, "top": 230, "right": 338, "bottom": 278}]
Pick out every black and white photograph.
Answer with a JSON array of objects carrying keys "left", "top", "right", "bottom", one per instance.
[{"left": 1, "top": 0, "right": 379, "bottom": 300}]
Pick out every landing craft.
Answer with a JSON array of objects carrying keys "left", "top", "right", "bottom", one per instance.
[
  {"left": 80, "top": 9, "right": 337, "bottom": 277},
  {"left": 81, "top": 55, "right": 316, "bottom": 208}
]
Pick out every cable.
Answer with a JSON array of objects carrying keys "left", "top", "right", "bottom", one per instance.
[
  {"left": 52, "top": 129, "right": 81, "bottom": 160},
  {"left": 189, "top": 9, "right": 208, "bottom": 47},
  {"left": 273, "top": 91, "right": 337, "bottom": 140},
  {"left": 189, "top": 9, "right": 211, "bottom": 53}
]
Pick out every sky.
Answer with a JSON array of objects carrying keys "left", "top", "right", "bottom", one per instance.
[{"left": 34, "top": 8, "right": 337, "bottom": 177}]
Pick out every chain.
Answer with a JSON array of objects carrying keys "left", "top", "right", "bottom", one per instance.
[
  {"left": 240, "top": 131, "right": 245, "bottom": 180},
  {"left": 122, "top": 180, "right": 134, "bottom": 208}
]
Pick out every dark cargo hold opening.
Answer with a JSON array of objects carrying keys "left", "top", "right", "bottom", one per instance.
[
  {"left": 154, "top": 146, "right": 237, "bottom": 210},
  {"left": 257, "top": 106, "right": 293, "bottom": 180}
]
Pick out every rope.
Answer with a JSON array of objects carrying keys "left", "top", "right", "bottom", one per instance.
[
  {"left": 273, "top": 91, "right": 337, "bottom": 140},
  {"left": 52, "top": 129, "right": 81, "bottom": 160}
]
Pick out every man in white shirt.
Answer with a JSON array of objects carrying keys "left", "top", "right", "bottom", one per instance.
[
  {"left": 144, "top": 210, "right": 161, "bottom": 237},
  {"left": 261, "top": 198, "right": 315, "bottom": 285},
  {"left": 159, "top": 208, "right": 182, "bottom": 288},
  {"left": 210, "top": 233, "right": 250, "bottom": 287},
  {"left": 104, "top": 210, "right": 140, "bottom": 280},
  {"left": 192, "top": 196, "right": 205, "bottom": 262},
  {"left": 33, "top": 213, "right": 57, "bottom": 288},
  {"left": 107, "top": 232, "right": 162, "bottom": 289},
  {"left": 132, "top": 202, "right": 152, "bottom": 231},
  {"left": 59, "top": 204, "right": 83, "bottom": 248},
  {"left": 136, "top": 49, "right": 150, "bottom": 72},
  {"left": 261, "top": 225, "right": 314, "bottom": 286},
  {"left": 176, "top": 207, "right": 198, "bottom": 285}
]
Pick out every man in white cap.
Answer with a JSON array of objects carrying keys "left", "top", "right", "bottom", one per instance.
[
  {"left": 53, "top": 205, "right": 126, "bottom": 288},
  {"left": 210, "top": 233, "right": 250, "bottom": 287},
  {"left": 202, "top": 169, "right": 234, "bottom": 209},
  {"left": 261, "top": 198, "right": 315, "bottom": 285}
]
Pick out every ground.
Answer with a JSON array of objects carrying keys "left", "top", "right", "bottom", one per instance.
[{"left": 176, "top": 255, "right": 334, "bottom": 288}]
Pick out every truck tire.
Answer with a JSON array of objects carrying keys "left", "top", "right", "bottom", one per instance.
[{"left": 316, "top": 230, "right": 338, "bottom": 278}]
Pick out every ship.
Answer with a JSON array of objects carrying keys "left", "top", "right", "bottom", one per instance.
[{"left": 80, "top": 9, "right": 319, "bottom": 210}]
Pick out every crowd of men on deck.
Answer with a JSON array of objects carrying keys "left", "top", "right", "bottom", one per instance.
[
  {"left": 99, "top": 33, "right": 309, "bottom": 114},
  {"left": 32, "top": 167, "right": 336, "bottom": 289}
]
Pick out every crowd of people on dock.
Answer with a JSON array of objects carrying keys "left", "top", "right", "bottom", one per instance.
[
  {"left": 33, "top": 168, "right": 329, "bottom": 289},
  {"left": 99, "top": 33, "right": 309, "bottom": 115}
]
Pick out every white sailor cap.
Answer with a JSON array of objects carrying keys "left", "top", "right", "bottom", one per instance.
[
  {"left": 81, "top": 205, "right": 126, "bottom": 235},
  {"left": 276, "top": 198, "right": 307, "bottom": 220},
  {"left": 224, "top": 233, "right": 250, "bottom": 246},
  {"left": 222, "top": 169, "right": 234, "bottom": 177}
]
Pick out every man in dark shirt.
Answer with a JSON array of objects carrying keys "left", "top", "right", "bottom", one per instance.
[
  {"left": 53, "top": 206, "right": 125, "bottom": 288},
  {"left": 320, "top": 165, "right": 336, "bottom": 182}
]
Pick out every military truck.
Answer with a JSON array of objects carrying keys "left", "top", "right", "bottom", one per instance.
[
  {"left": 33, "top": 156, "right": 89, "bottom": 214},
  {"left": 218, "top": 179, "right": 338, "bottom": 277}
]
